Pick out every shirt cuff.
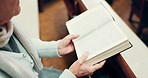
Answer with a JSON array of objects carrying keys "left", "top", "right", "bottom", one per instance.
[
  {"left": 56, "top": 40, "right": 62, "bottom": 57},
  {"left": 32, "top": 38, "right": 62, "bottom": 58},
  {"left": 59, "top": 69, "right": 76, "bottom": 78}
]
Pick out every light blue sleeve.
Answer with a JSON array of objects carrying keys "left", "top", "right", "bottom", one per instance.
[
  {"left": 59, "top": 69, "right": 76, "bottom": 78},
  {"left": 0, "top": 70, "right": 12, "bottom": 78},
  {"left": 38, "top": 68, "right": 76, "bottom": 78},
  {"left": 31, "top": 38, "right": 61, "bottom": 58}
]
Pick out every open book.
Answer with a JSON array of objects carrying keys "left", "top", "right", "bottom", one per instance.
[{"left": 66, "top": 3, "right": 132, "bottom": 65}]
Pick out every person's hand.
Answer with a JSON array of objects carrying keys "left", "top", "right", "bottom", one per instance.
[
  {"left": 69, "top": 52, "right": 106, "bottom": 77},
  {"left": 58, "top": 34, "right": 79, "bottom": 56}
]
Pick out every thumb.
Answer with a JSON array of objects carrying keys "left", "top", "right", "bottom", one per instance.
[{"left": 78, "top": 52, "right": 88, "bottom": 64}]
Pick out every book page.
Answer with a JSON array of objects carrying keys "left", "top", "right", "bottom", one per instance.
[
  {"left": 82, "top": 0, "right": 104, "bottom": 9},
  {"left": 66, "top": 3, "right": 128, "bottom": 60},
  {"left": 66, "top": 3, "right": 113, "bottom": 41},
  {"left": 74, "top": 21, "right": 128, "bottom": 60}
]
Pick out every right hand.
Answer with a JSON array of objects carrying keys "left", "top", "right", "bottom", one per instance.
[
  {"left": 69, "top": 52, "right": 106, "bottom": 77},
  {"left": 58, "top": 34, "right": 79, "bottom": 56}
]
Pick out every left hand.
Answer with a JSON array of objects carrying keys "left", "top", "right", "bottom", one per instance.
[
  {"left": 58, "top": 34, "right": 79, "bottom": 56},
  {"left": 69, "top": 52, "right": 106, "bottom": 77}
]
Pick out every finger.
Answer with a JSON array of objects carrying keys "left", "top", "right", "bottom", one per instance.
[
  {"left": 59, "top": 34, "right": 79, "bottom": 48},
  {"left": 66, "top": 34, "right": 79, "bottom": 41},
  {"left": 71, "top": 34, "right": 79, "bottom": 39},
  {"left": 91, "top": 60, "right": 106, "bottom": 70},
  {"left": 78, "top": 52, "right": 88, "bottom": 64}
]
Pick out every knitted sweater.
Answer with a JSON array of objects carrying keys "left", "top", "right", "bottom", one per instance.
[{"left": 0, "top": 21, "right": 76, "bottom": 78}]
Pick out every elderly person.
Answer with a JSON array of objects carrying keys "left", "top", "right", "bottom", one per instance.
[{"left": 0, "top": 0, "right": 105, "bottom": 78}]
